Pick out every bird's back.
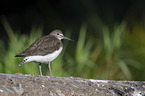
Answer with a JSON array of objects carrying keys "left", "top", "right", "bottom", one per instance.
[{"left": 15, "top": 35, "right": 62, "bottom": 57}]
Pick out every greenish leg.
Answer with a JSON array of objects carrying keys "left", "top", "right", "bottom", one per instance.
[
  {"left": 48, "top": 62, "right": 52, "bottom": 77},
  {"left": 39, "top": 63, "right": 42, "bottom": 76}
]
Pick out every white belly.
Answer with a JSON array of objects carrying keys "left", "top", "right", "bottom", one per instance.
[{"left": 24, "top": 47, "right": 63, "bottom": 64}]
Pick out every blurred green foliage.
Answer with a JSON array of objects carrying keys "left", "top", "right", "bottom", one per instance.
[
  {"left": 0, "top": 13, "right": 145, "bottom": 81},
  {"left": 1, "top": 17, "right": 43, "bottom": 75}
]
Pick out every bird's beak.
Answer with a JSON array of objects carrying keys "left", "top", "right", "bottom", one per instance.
[{"left": 63, "top": 36, "right": 73, "bottom": 41}]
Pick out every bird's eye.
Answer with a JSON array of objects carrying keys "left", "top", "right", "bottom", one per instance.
[{"left": 57, "top": 33, "right": 59, "bottom": 35}]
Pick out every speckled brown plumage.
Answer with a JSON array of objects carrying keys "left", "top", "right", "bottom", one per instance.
[{"left": 16, "top": 32, "right": 62, "bottom": 57}]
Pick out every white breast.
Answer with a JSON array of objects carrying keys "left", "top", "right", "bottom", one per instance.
[{"left": 24, "top": 47, "right": 63, "bottom": 64}]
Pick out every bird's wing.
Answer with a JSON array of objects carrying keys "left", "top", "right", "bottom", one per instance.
[{"left": 16, "top": 35, "right": 62, "bottom": 56}]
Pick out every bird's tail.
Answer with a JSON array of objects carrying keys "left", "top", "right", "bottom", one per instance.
[
  {"left": 19, "top": 57, "right": 29, "bottom": 66},
  {"left": 19, "top": 60, "right": 25, "bottom": 66}
]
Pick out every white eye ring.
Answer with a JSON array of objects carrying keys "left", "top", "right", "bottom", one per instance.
[{"left": 57, "top": 33, "right": 59, "bottom": 35}]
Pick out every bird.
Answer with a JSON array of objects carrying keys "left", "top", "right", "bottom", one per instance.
[{"left": 15, "top": 29, "right": 73, "bottom": 76}]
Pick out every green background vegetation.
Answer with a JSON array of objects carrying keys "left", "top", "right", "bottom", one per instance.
[{"left": 0, "top": 0, "right": 145, "bottom": 81}]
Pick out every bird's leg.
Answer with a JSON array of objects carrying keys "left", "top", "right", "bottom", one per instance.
[
  {"left": 39, "top": 63, "right": 43, "bottom": 76},
  {"left": 48, "top": 62, "right": 52, "bottom": 77}
]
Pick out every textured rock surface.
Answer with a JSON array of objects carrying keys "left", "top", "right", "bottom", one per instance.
[{"left": 0, "top": 73, "right": 145, "bottom": 96}]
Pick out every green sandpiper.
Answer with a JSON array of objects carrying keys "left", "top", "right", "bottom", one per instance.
[{"left": 15, "top": 29, "right": 72, "bottom": 76}]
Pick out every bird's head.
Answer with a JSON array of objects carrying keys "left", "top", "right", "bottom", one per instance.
[{"left": 50, "top": 29, "right": 73, "bottom": 41}]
